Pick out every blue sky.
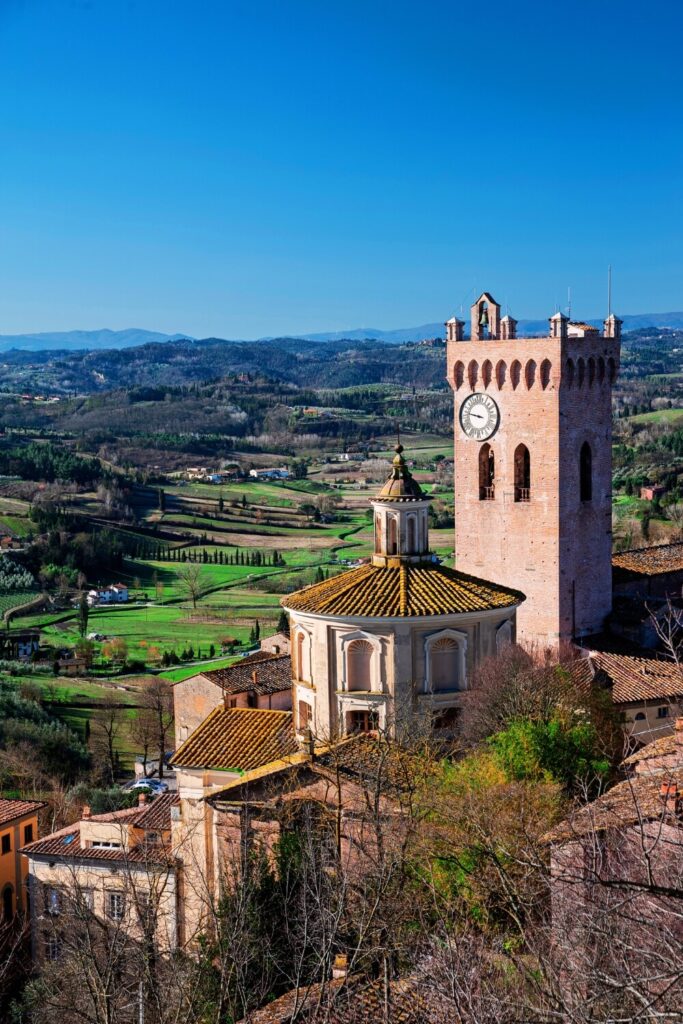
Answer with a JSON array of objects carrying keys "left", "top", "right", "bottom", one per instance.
[{"left": 0, "top": 0, "right": 680, "bottom": 338}]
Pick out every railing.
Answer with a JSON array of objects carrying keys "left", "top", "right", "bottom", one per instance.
[
  {"left": 515, "top": 487, "right": 530, "bottom": 502},
  {"left": 479, "top": 485, "right": 495, "bottom": 501}
]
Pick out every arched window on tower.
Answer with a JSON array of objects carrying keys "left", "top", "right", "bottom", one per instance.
[
  {"left": 407, "top": 516, "right": 417, "bottom": 553},
  {"left": 580, "top": 442, "right": 592, "bottom": 502},
  {"left": 479, "top": 444, "right": 495, "bottom": 500},
  {"left": 346, "top": 639, "right": 374, "bottom": 692},
  {"left": 388, "top": 517, "right": 398, "bottom": 555},
  {"left": 514, "top": 444, "right": 531, "bottom": 502},
  {"left": 429, "top": 637, "right": 460, "bottom": 692}
]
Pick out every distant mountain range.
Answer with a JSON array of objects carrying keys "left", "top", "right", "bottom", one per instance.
[
  {"left": 0, "top": 328, "right": 191, "bottom": 353},
  {"left": 293, "top": 312, "right": 683, "bottom": 343},
  {"left": 1, "top": 311, "right": 683, "bottom": 354}
]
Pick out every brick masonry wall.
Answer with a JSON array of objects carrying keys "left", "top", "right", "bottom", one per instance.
[{"left": 447, "top": 334, "right": 620, "bottom": 648}]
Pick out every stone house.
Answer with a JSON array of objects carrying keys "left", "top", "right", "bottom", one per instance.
[
  {"left": 22, "top": 794, "right": 180, "bottom": 961},
  {"left": 169, "top": 706, "right": 302, "bottom": 940},
  {"left": 172, "top": 650, "right": 292, "bottom": 747},
  {"left": 570, "top": 650, "right": 683, "bottom": 746},
  {"left": 206, "top": 733, "right": 412, "bottom": 887},
  {"left": 87, "top": 583, "right": 129, "bottom": 607}
]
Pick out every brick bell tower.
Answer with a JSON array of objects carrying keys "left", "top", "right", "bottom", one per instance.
[{"left": 446, "top": 292, "right": 621, "bottom": 649}]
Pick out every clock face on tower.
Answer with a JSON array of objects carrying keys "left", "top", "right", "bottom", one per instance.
[{"left": 459, "top": 393, "right": 500, "bottom": 441}]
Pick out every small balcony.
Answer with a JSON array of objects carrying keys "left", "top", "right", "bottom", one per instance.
[
  {"left": 479, "top": 485, "right": 495, "bottom": 501},
  {"left": 515, "top": 486, "right": 530, "bottom": 503}
]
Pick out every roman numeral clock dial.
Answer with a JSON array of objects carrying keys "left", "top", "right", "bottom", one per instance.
[{"left": 459, "top": 393, "right": 500, "bottom": 441}]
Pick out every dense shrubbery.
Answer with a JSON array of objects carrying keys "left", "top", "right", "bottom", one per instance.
[{"left": 487, "top": 714, "right": 611, "bottom": 791}]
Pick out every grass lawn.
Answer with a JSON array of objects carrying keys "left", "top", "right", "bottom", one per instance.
[
  {"left": 159, "top": 655, "right": 244, "bottom": 683},
  {"left": 628, "top": 408, "right": 683, "bottom": 425}
]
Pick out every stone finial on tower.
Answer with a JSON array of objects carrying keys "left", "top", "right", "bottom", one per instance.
[
  {"left": 549, "top": 311, "right": 569, "bottom": 340},
  {"left": 471, "top": 293, "right": 501, "bottom": 341},
  {"left": 603, "top": 313, "right": 623, "bottom": 340},
  {"left": 500, "top": 314, "right": 517, "bottom": 340},
  {"left": 445, "top": 316, "right": 465, "bottom": 343}
]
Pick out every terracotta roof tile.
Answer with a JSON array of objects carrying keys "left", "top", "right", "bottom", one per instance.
[
  {"left": 613, "top": 542, "right": 683, "bottom": 579},
  {"left": 283, "top": 563, "right": 523, "bottom": 618},
  {"left": 134, "top": 792, "right": 179, "bottom": 831},
  {"left": 585, "top": 651, "right": 683, "bottom": 703},
  {"left": 0, "top": 798, "right": 45, "bottom": 826},
  {"left": 545, "top": 767, "right": 683, "bottom": 843},
  {"left": 241, "top": 974, "right": 449, "bottom": 1024},
  {"left": 622, "top": 732, "right": 679, "bottom": 767},
  {"left": 171, "top": 707, "right": 298, "bottom": 772},
  {"left": 21, "top": 796, "right": 178, "bottom": 864},
  {"left": 197, "top": 654, "right": 291, "bottom": 696}
]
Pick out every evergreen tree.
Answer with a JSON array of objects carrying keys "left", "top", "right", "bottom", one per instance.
[
  {"left": 277, "top": 609, "right": 289, "bottom": 634},
  {"left": 78, "top": 593, "right": 89, "bottom": 638}
]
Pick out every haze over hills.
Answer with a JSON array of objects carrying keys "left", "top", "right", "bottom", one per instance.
[
  {"left": 0, "top": 328, "right": 192, "bottom": 353},
  {"left": 2, "top": 311, "right": 683, "bottom": 354}
]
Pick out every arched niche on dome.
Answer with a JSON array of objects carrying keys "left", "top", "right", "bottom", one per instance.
[
  {"left": 294, "top": 625, "right": 313, "bottom": 683},
  {"left": 340, "top": 631, "right": 382, "bottom": 694},
  {"left": 423, "top": 629, "right": 468, "bottom": 694}
]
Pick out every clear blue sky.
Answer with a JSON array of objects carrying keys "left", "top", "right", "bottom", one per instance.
[{"left": 0, "top": 0, "right": 680, "bottom": 338}]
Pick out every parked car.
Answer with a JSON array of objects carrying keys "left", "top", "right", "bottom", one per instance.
[{"left": 130, "top": 778, "right": 168, "bottom": 794}]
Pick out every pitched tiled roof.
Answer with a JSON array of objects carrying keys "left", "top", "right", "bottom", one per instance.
[
  {"left": 545, "top": 767, "right": 683, "bottom": 842},
  {"left": 197, "top": 653, "right": 291, "bottom": 696},
  {"left": 240, "top": 973, "right": 449, "bottom": 1024},
  {"left": 171, "top": 707, "right": 298, "bottom": 772},
  {"left": 622, "top": 732, "right": 679, "bottom": 767},
  {"left": 586, "top": 651, "right": 683, "bottom": 703},
  {"left": 569, "top": 321, "right": 599, "bottom": 332},
  {"left": 612, "top": 542, "right": 683, "bottom": 580},
  {"left": 0, "top": 798, "right": 45, "bottom": 826},
  {"left": 21, "top": 798, "right": 178, "bottom": 865},
  {"left": 283, "top": 562, "right": 523, "bottom": 618},
  {"left": 134, "top": 792, "right": 178, "bottom": 831}
]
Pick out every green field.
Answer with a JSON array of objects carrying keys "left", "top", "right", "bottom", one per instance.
[
  {"left": 0, "top": 590, "right": 39, "bottom": 618},
  {"left": 0, "top": 436, "right": 455, "bottom": 772},
  {"left": 628, "top": 407, "right": 683, "bottom": 425}
]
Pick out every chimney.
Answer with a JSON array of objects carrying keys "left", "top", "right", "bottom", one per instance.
[
  {"left": 301, "top": 726, "right": 315, "bottom": 761},
  {"left": 675, "top": 718, "right": 683, "bottom": 765},
  {"left": 82, "top": 805, "right": 91, "bottom": 820},
  {"left": 138, "top": 792, "right": 147, "bottom": 806},
  {"left": 332, "top": 954, "right": 348, "bottom": 980},
  {"left": 660, "top": 781, "right": 679, "bottom": 816},
  {"left": 251, "top": 670, "right": 258, "bottom": 684}
]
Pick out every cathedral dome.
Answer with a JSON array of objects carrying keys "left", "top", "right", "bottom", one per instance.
[
  {"left": 282, "top": 561, "right": 523, "bottom": 619},
  {"left": 284, "top": 441, "right": 524, "bottom": 619}
]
